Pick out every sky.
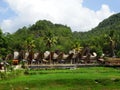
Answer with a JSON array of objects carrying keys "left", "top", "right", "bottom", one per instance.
[{"left": 0, "top": 0, "right": 119, "bottom": 33}]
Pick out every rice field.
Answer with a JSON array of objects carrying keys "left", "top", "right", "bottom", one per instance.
[{"left": 0, "top": 67, "right": 120, "bottom": 90}]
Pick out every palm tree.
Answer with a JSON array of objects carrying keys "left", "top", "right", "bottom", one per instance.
[
  {"left": 109, "top": 36, "right": 115, "bottom": 57},
  {"left": 44, "top": 31, "right": 57, "bottom": 50},
  {"left": 44, "top": 31, "right": 57, "bottom": 64},
  {"left": 109, "top": 30, "right": 116, "bottom": 57},
  {"left": 104, "top": 30, "right": 116, "bottom": 57},
  {"left": 24, "top": 37, "right": 35, "bottom": 52},
  {"left": 72, "top": 42, "right": 83, "bottom": 53}
]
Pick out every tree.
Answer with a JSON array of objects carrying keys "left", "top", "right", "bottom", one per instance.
[
  {"left": 0, "top": 29, "right": 10, "bottom": 57},
  {"left": 44, "top": 31, "right": 57, "bottom": 64},
  {"left": 72, "top": 41, "right": 82, "bottom": 53},
  {"left": 24, "top": 37, "right": 35, "bottom": 52},
  {"left": 44, "top": 31, "right": 57, "bottom": 50},
  {"left": 108, "top": 30, "right": 116, "bottom": 57}
]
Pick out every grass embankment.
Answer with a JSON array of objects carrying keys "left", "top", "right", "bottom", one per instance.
[{"left": 0, "top": 67, "right": 120, "bottom": 90}]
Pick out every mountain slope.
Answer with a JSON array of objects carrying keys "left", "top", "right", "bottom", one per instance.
[
  {"left": 73, "top": 13, "right": 120, "bottom": 40},
  {"left": 72, "top": 13, "right": 120, "bottom": 57}
]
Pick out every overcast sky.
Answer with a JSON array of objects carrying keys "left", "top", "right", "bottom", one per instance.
[{"left": 0, "top": 0, "right": 119, "bottom": 33}]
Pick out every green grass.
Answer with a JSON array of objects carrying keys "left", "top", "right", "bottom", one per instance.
[{"left": 0, "top": 67, "right": 120, "bottom": 90}]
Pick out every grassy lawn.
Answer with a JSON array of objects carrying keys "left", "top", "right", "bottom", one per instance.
[{"left": 0, "top": 67, "right": 120, "bottom": 90}]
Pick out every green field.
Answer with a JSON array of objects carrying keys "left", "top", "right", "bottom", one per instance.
[{"left": 1, "top": 67, "right": 120, "bottom": 90}]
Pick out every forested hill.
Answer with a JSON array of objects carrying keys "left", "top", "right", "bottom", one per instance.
[
  {"left": 73, "top": 13, "right": 120, "bottom": 57},
  {"left": 73, "top": 13, "right": 120, "bottom": 40},
  {"left": 97, "top": 12, "right": 120, "bottom": 29},
  {"left": 1, "top": 13, "right": 120, "bottom": 57},
  {"left": 8, "top": 20, "right": 73, "bottom": 53},
  {"left": 14, "top": 20, "right": 72, "bottom": 38},
  {"left": 13, "top": 13, "right": 120, "bottom": 41},
  {"left": 90, "top": 12, "right": 120, "bottom": 35}
]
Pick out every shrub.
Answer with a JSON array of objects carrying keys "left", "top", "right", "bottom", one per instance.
[
  {"left": 0, "top": 72, "right": 8, "bottom": 80},
  {"left": 0, "top": 70, "right": 24, "bottom": 80}
]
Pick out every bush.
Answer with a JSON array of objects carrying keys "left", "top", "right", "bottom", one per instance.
[
  {"left": 0, "top": 72, "right": 8, "bottom": 80},
  {"left": 0, "top": 70, "right": 24, "bottom": 80}
]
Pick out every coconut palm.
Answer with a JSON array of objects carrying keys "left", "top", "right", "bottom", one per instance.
[
  {"left": 107, "top": 30, "right": 116, "bottom": 57},
  {"left": 109, "top": 36, "right": 116, "bottom": 57},
  {"left": 44, "top": 31, "right": 57, "bottom": 64},
  {"left": 24, "top": 37, "right": 35, "bottom": 52},
  {"left": 44, "top": 31, "right": 57, "bottom": 50},
  {"left": 72, "top": 42, "right": 83, "bottom": 53}
]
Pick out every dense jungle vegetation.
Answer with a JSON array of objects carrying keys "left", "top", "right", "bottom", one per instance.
[{"left": 0, "top": 13, "right": 120, "bottom": 58}]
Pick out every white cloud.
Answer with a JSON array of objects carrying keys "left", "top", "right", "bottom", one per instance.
[{"left": 1, "top": 0, "right": 114, "bottom": 33}]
